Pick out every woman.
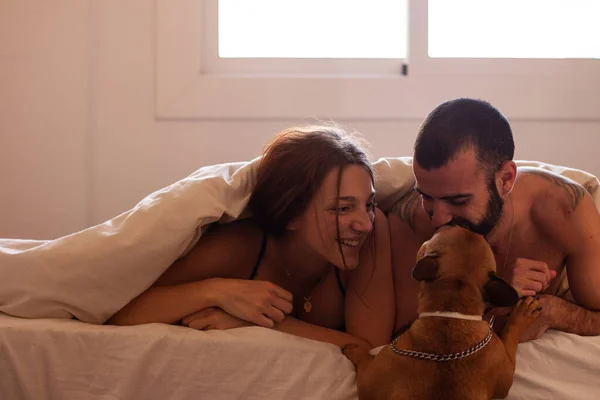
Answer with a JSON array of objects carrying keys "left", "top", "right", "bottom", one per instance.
[{"left": 107, "top": 124, "right": 395, "bottom": 350}]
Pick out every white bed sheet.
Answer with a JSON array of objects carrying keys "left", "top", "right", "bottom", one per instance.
[
  {"left": 1, "top": 314, "right": 599, "bottom": 400},
  {"left": 0, "top": 314, "right": 357, "bottom": 400},
  {"left": 509, "top": 329, "right": 600, "bottom": 399}
]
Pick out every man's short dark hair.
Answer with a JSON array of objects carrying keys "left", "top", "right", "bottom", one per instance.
[{"left": 414, "top": 98, "right": 515, "bottom": 175}]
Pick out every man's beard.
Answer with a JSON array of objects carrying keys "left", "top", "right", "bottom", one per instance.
[{"left": 450, "top": 178, "right": 504, "bottom": 237}]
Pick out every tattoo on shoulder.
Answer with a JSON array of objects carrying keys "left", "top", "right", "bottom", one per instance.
[
  {"left": 528, "top": 170, "right": 587, "bottom": 211},
  {"left": 390, "top": 188, "right": 421, "bottom": 232}
]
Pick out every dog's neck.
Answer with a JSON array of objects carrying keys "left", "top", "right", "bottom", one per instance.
[{"left": 417, "top": 279, "right": 486, "bottom": 317}]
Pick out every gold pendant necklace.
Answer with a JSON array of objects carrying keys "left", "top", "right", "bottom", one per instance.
[
  {"left": 286, "top": 265, "right": 331, "bottom": 314},
  {"left": 303, "top": 299, "right": 313, "bottom": 313}
]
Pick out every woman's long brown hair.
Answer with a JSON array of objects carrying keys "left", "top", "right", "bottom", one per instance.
[
  {"left": 247, "top": 124, "right": 377, "bottom": 303},
  {"left": 248, "top": 124, "right": 373, "bottom": 239}
]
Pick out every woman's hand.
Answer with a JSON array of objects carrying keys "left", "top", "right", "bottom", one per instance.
[
  {"left": 209, "top": 278, "right": 294, "bottom": 327},
  {"left": 182, "top": 307, "right": 252, "bottom": 330}
]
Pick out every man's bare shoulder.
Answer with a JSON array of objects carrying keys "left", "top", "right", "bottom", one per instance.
[
  {"left": 518, "top": 167, "right": 589, "bottom": 215},
  {"left": 387, "top": 188, "right": 434, "bottom": 241},
  {"left": 518, "top": 168, "right": 593, "bottom": 235}
]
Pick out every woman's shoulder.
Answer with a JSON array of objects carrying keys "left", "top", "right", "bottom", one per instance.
[
  {"left": 202, "top": 218, "right": 266, "bottom": 259},
  {"left": 206, "top": 217, "right": 264, "bottom": 238},
  {"left": 160, "top": 218, "right": 267, "bottom": 283}
]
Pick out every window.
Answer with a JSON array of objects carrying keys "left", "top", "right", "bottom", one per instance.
[
  {"left": 202, "top": 0, "right": 408, "bottom": 76},
  {"left": 428, "top": 0, "right": 600, "bottom": 59},
  {"left": 419, "top": 0, "right": 600, "bottom": 76},
  {"left": 155, "top": 0, "right": 599, "bottom": 120},
  {"left": 218, "top": 0, "right": 407, "bottom": 59}
]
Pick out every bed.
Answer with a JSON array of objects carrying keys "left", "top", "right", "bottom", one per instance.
[
  {"left": 1, "top": 157, "right": 599, "bottom": 399},
  {"left": 1, "top": 313, "right": 599, "bottom": 399}
]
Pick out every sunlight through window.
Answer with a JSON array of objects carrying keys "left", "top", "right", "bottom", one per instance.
[
  {"left": 429, "top": 0, "right": 600, "bottom": 59},
  {"left": 218, "top": 0, "right": 408, "bottom": 59}
]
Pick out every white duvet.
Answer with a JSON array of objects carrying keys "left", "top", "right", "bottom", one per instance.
[{"left": 1, "top": 156, "right": 600, "bottom": 399}]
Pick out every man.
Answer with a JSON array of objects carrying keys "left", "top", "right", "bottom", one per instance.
[{"left": 389, "top": 98, "right": 600, "bottom": 342}]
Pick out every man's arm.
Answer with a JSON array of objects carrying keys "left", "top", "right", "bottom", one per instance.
[
  {"left": 543, "top": 294, "right": 600, "bottom": 336},
  {"left": 486, "top": 294, "right": 600, "bottom": 342},
  {"left": 561, "top": 194, "right": 600, "bottom": 311},
  {"left": 525, "top": 172, "right": 600, "bottom": 339},
  {"left": 483, "top": 171, "right": 600, "bottom": 340},
  {"left": 532, "top": 172, "right": 600, "bottom": 311},
  {"left": 389, "top": 188, "right": 423, "bottom": 234}
]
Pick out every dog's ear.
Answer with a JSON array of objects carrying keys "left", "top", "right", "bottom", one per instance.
[
  {"left": 483, "top": 272, "right": 519, "bottom": 307},
  {"left": 412, "top": 256, "right": 439, "bottom": 282}
]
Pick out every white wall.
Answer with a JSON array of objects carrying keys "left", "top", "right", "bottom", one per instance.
[{"left": 1, "top": 0, "right": 599, "bottom": 240}]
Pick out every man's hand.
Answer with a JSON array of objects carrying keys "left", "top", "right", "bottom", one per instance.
[
  {"left": 182, "top": 307, "right": 253, "bottom": 331},
  {"left": 501, "top": 258, "right": 557, "bottom": 297},
  {"left": 209, "top": 278, "right": 294, "bottom": 327}
]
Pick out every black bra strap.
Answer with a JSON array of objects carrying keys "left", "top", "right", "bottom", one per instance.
[
  {"left": 249, "top": 232, "right": 268, "bottom": 280},
  {"left": 335, "top": 268, "right": 346, "bottom": 296}
]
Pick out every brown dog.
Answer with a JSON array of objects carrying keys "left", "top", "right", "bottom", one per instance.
[{"left": 343, "top": 225, "right": 541, "bottom": 400}]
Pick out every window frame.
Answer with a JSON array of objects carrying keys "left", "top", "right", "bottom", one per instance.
[
  {"left": 155, "top": 0, "right": 600, "bottom": 120},
  {"left": 203, "top": 0, "right": 409, "bottom": 76}
]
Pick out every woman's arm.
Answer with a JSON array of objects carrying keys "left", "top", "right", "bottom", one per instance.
[
  {"left": 273, "top": 316, "right": 371, "bottom": 349},
  {"left": 107, "top": 277, "right": 293, "bottom": 327},
  {"left": 180, "top": 307, "right": 372, "bottom": 349},
  {"left": 106, "top": 220, "right": 293, "bottom": 326},
  {"left": 106, "top": 279, "right": 218, "bottom": 325},
  {"left": 344, "top": 208, "right": 395, "bottom": 348}
]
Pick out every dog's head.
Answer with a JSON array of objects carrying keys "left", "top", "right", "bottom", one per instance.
[{"left": 412, "top": 225, "right": 519, "bottom": 308}]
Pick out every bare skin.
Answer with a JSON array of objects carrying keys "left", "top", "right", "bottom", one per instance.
[
  {"left": 108, "top": 165, "right": 395, "bottom": 350},
  {"left": 390, "top": 149, "right": 600, "bottom": 341}
]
